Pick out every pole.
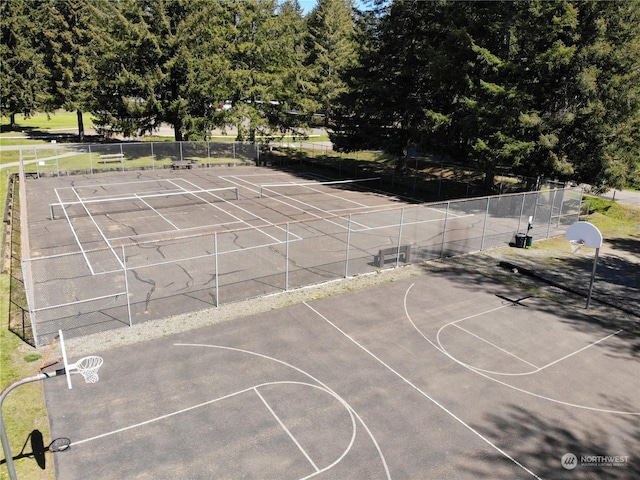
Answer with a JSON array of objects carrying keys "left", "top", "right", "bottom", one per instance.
[
  {"left": 214, "top": 233, "right": 219, "bottom": 308},
  {"left": 285, "top": 223, "right": 289, "bottom": 291},
  {"left": 585, "top": 247, "right": 599, "bottom": 309},
  {"left": 1, "top": 371, "right": 64, "bottom": 480},
  {"left": 123, "top": 247, "right": 132, "bottom": 327},
  {"left": 344, "top": 215, "right": 352, "bottom": 278}
]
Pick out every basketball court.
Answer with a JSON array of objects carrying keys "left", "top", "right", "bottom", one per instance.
[{"left": 43, "top": 268, "right": 639, "bottom": 479}]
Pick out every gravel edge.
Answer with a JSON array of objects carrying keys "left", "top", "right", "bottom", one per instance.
[{"left": 43, "top": 240, "right": 638, "bottom": 360}]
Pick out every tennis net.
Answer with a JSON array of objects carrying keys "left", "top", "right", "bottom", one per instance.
[{"left": 258, "top": 177, "right": 381, "bottom": 198}]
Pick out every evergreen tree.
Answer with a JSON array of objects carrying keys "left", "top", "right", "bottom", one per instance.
[
  {"left": 333, "top": 0, "right": 640, "bottom": 190},
  {"left": 92, "top": 0, "right": 224, "bottom": 140},
  {"left": 0, "top": 0, "right": 49, "bottom": 126},
  {"left": 306, "top": 0, "right": 357, "bottom": 127},
  {"left": 38, "top": 0, "right": 105, "bottom": 140},
  {"left": 222, "top": 0, "right": 312, "bottom": 142},
  {"left": 91, "top": 0, "right": 163, "bottom": 138},
  {"left": 567, "top": 0, "right": 640, "bottom": 190},
  {"left": 92, "top": 0, "right": 313, "bottom": 142},
  {"left": 331, "top": 1, "right": 439, "bottom": 170}
]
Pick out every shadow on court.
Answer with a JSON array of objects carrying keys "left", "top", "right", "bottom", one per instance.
[{"left": 43, "top": 267, "right": 639, "bottom": 479}]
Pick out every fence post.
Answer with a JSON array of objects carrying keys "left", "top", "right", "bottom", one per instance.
[
  {"left": 532, "top": 192, "right": 539, "bottom": 238},
  {"left": 480, "top": 197, "right": 490, "bottom": 251},
  {"left": 214, "top": 233, "right": 219, "bottom": 308},
  {"left": 122, "top": 247, "right": 132, "bottom": 327},
  {"left": 546, "top": 189, "right": 555, "bottom": 239},
  {"left": 21, "top": 259, "right": 38, "bottom": 346},
  {"left": 285, "top": 223, "right": 290, "bottom": 291},
  {"left": 344, "top": 215, "right": 352, "bottom": 277},
  {"left": 518, "top": 193, "right": 526, "bottom": 233},
  {"left": 396, "top": 208, "right": 405, "bottom": 267},
  {"left": 440, "top": 202, "right": 450, "bottom": 258},
  {"left": 557, "top": 187, "right": 565, "bottom": 227}
]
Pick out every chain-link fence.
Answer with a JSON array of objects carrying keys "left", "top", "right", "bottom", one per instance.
[
  {"left": 25, "top": 186, "right": 581, "bottom": 345},
  {"left": 14, "top": 141, "right": 259, "bottom": 178}
]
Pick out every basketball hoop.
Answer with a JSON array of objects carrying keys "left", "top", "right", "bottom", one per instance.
[
  {"left": 49, "top": 437, "right": 71, "bottom": 452},
  {"left": 569, "top": 239, "right": 585, "bottom": 254},
  {"left": 0, "top": 332, "right": 104, "bottom": 480},
  {"left": 565, "top": 221, "right": 603, "bottom": 309},
  {"left": 68, "top": 356, "right": 104, "bottom": 384}
]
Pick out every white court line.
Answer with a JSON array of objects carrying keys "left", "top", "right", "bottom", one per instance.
[
  {"left": 221, "top": 175, "right": 401, "bottom": 233},
  {"left": 222, "top": 175, "right": 347, "bottom": 228},
  {"left": 535, "top": 330, "right": 623, "bottom": 373},
  {"left": 70, "top": 346, "right": 388, "bottom": 479},
  {"left": 262, "top": 182, "right": 372, "bottom": 209},
  {"left": 178, "top": 178, "right": 290, "bottom": 244},
  {"left": 347, "top": 215, "right": 475, "bottom": 233},
  {"left": 304, "top": 302, "right": 543, "bottom": 479},
  {"left": 451, "top": 323, "right": 539, "bottom": 369},
  {"left": 107, "top": 220, "right": 247, "bottom": 242},
  {"left": 54, "top": 188, "right": 95, "bottom": 275},
  {"left": 403, "top": 284, "right": 640, "bottom": 415},
  {"left": 71, "top": 384, "right": 258, "bottom": 446},
  {"left": 118, "top": 238, "right": 300, "bottom": 272},
  {"left": 133, "top": 193, "right": 180, "bottom": 230},
  {"left": 72, "top": 178, "right": 183, "bottom": 190},
  {"left": 254, "top": 387, "right": 320, "bottom": 474},
  {"left": 69, "top": 186, "right": 124, "bottom": 270},
  {"left": 174, "top": 345, "right": 389, "bottom": 480},
  {"left": 225, "top": 175, "right": 475, "bottom": 233}
]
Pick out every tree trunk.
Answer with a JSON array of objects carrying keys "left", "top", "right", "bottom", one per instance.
[
  {"left": 174, "top": 116, "right": 184, "bottom": 142},
  {"left": 10, "top": 113, "right": 16, "bottom": 128},
  {"left": 484, "top": 170, "right": 495, "bottom": 190},
  {"left": 395, "top": 155, "right": 408, "bottom": 174},
  {"left": 77, "top": 110, "right": 85, "bottom": 141}
]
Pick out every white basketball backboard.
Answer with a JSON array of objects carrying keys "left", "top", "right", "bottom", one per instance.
[
  {"left": 59, "top": 330, "right": 73, "bottom": 389},
  {"left": 565, "top": 221, "right": 603, "bottom": 249}
]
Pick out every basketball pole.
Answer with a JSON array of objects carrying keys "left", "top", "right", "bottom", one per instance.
[
  {"left": 585, "top": 247, "right": 599, "bottom": 309},
  {"left": 0, "top": 371, "right": 66, "bottom": 480}
]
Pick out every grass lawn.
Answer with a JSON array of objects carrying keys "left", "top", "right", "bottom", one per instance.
[
  {"left": 1, "top": 170, "right": 53, "bottom": 479},
  {"left": 0, "top": 111, "right": 93, "bottom": 133}
]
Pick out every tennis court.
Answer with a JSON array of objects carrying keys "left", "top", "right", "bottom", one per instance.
[
  {"left": 23, "top": 166, "right": 580, "bottom": 346},
  {"left": 43, "top": 269, "right": 639, "bottom": 479},
  {"left": 24, "top": 168, "right": 406, "bottom": 340}
]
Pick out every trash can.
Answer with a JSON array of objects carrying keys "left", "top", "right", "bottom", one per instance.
[
  {"left": 515, "top": 233, "right": 526, "bottom": 248},
  {"left": 525, "top": 235, "right": 533, "bottom": 247}
]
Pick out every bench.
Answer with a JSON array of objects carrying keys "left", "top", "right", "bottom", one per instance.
[
  {"left": 99, "top": 153, "right": 124, "bottom": 164},
  {"left": 171, "top": 160, "right": 194, "bottom": 170},
  {"left": 374, "top": 244, "right": 411, "bottom": 268},
  {"left": 23, "top": 172, "right": 39, "bottom": 179}
]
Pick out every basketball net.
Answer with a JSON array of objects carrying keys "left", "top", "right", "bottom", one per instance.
[{"left": 569, "top": 239, "right": 585, "bottom": 254}]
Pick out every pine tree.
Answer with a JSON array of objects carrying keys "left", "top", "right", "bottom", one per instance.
[
  {"left": 333, "top": 0, "right": 640, "bottom": 190},
  {"left": 0, "top": 0, "right": 49, "bottom": 126},
  {"left": 38, "top": 0, "right": 105, "bottom": 140},
  {"left": 222, "top": 0, "right": 312, "bottom": 142},
  {"left": 306, "top": 0, "right": 357, "bottom": 128},
  {"left": 566, "top": 0, "right": 640, "bottom": 190}
]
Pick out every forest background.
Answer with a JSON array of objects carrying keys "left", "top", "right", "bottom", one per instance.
[{"left": 1, "top": 0, "right": 639, "bottom": 191}]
